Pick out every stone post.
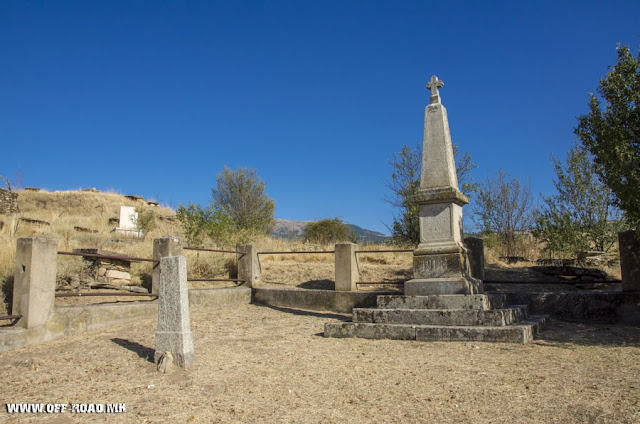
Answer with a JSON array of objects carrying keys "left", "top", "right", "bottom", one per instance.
[
  {"left": 12, "top": 237, "right": 58, "bottom": 329},
  {"left": 152, "top": 236, "right": 183, "bottom": 294},
  {"left": 464, "top": 237, "right": 485, "bottom": 281},
  {"left": 404, "top": 76, "right": 482, "bottom": 296},
  {"left": 238, "top": 244, "right": 261, "bottom": 287},
  {"left": 619, "top": 230, "right": 640, "bottom": 292},
  {"left": 335, "top": 243, "right": 359, "bottom": 291},
  {"left": 154, "top": 256, "right": 194, "bottom": 368}
]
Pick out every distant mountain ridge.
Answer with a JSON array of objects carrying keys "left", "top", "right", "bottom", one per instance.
[{"left": 273, "top": 218, "right": 391, "bottom": 244}]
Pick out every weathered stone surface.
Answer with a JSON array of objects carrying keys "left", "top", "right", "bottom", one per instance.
[
  {"left": 156, "top": 351, "right": 173, "bottom": 373},
  {"left": 104, "top": 269, "right": 130, "bottom": 280},
  {"left": 238, "top": 244, "right": 261, "bottom": 288},
  {"left": 415, "top": 315, "right": 547, "bottom": 344},
  {"left": 0, "top": 188, "right": 18, "bottom": 214},
  {"left": 619, "top": 230, "right": 640, "bottom": 292},
  {"left": 152, "top": 236, "right": 183, "bottom": 294},
  {"left": 335, "top": 243, "right": 358, "bottom": 291},
  {"left": 376, "top": 294, "right": 503, "bottom": 310},
  {"left": 404, "top": 277, "right": 482, "bottom": 295},
  {"left": 406, "top": 76, "right": 482, "bottom": 296},
  {"left": 154, "top": 256, "right": 194, "bottom": 368},
  {"left": 324, "top": 323, "right": 416, "bottom": 340},
  {"left": 13, "top": 237, "right": 58, "bottom": 329},
  {"left": 352, "top": 306, "right": 528, "bottom": 326},
  {"left": 464, "top": 237, "right": 485, "bottom": 280}
]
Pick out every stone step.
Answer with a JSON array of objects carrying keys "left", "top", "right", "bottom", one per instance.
[
  {"left": 353, "top": 305, "right": 529, "bottom": 326},
  {"left": 376, "top": 294, "right": 507, "bottom": 310},
  {"left": 324, "top": 315, "right": 548, "bottom": 344}
]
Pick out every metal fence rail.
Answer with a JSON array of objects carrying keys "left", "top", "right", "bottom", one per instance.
[
  {"left": 0, "top": 314, "right": 22, "bottom": 321},
  {"left": 187, "top": 278, "right": 245, "bottom": 283},
  {"left": 258, "top": 250, "right": 335, "bottom": 255},
  {"left": 184, "top": 247, "right": 245, "bottom": 255},
  {"left": 57, "top": 251, "right": 159, "bottom": 263},
  {"left": 356, "top": 249, "right": 413, "bottom": 254},
  {"left": 55, "top": 292, "right": 158, "bottom": 298}
]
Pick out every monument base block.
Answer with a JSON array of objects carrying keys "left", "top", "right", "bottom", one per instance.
[
  {"left": 404, "top": 277, "right": 483, "bottom": 295},
  {"left": 154, "top": 331, "right": 195, "bottom": 368}
]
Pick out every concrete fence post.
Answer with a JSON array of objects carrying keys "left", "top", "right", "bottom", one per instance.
[
  {"left": 619, "top": 230, "right": 640, "bottom": 292},
  {"left": 154, "top": 255, "right": 194, "bottom": 368},
  {"left": 13, "top": 237, "right": 58, "bottom": 329},
  {"left": 152, "top": 236, "right": 183, "bottom": 294},
  {"left": 238, "top": 244, "right": 260, "bottom": 287},
  {"left": 464, "top": 237, "right": 485, "bottom": 281},
  {"left": 335, "top": 242, "right": 359, "bottom": 291}
]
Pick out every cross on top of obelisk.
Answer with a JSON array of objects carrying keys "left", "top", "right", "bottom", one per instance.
[{"left": 426, "top": 75, "right": 444, "bottom": 104}]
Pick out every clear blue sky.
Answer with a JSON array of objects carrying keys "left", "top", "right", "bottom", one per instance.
[{"left": 1, "top": 1, "right": 639, "bottom": 234}]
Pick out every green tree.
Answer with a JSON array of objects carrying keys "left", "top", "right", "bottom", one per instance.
[
  {"left": 575, "top": 44, "right": 640, "bottom": 229},
  {"left": 303, "top": 218, "right": 356, "bottom": 245},
  {"left": 386, "top": 142, "right": 476, "bottom": 245},
  {"left": 211, "top": 166, "right": 275, "bottom": 234},
  {"left": 473, "top": 170, "right": 535, "bottom": 257},
  {"left": 534, "top": 143, "right": 626, "bottom": 257},
  {"left": 176, "top": 202, "right": 211, "bottom": 246}
]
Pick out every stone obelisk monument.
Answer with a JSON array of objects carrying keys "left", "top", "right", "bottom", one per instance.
[{"left": 404, "top": 76, "right": 483, "bottom": 296}]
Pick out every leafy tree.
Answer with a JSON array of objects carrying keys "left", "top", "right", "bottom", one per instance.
[
  {"left": 303, "top": 218, "right": 356, "bottom": 245},
  {"left": 575, "top": 44, "right": 640, "bottom": 229},
  {"left": 176, "top": 202, "right": 211, "bottom": 246},
  {"left": 134, "top": 206, "right": 156, "bottom": 236},
  {"left": 211, "top": 166, "right": 275, "bottom": 234},
  {"left": 386, "top": 142, "right": 476, "bottom": 245},
  {"left": 534, "top": 143, "right": 626, "bottom": 257},
  {"left": 472, "top": 170, "right": 535, "bottom": 257}
]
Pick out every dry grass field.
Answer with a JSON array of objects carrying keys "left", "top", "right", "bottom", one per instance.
[
  {"left": 1, "top": 304, "right": 639, "bottom": 423},
  {"left": 1, "top": 189, "right": 638, "bottom": 422}
]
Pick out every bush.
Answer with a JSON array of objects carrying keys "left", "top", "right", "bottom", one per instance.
[{"left": 303, "top": 218, "right": 356, "bottom": 245}]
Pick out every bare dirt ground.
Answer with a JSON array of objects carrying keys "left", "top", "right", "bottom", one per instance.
[{"left": 1, "top": 303, "right": 639, "bottom": 423}]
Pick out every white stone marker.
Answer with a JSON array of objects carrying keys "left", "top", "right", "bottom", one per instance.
[
  {"left": 115, "top": 205, "right": 141, "bottom": 237},
  {"left": 404, "top": 76, "right": 482, "bottom": 296},
  {"left": 154, "top": 256, "right": 194, "bottom": 368}
]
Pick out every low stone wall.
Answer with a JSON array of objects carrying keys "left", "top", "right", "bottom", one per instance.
[
  {"left": 0, "top": 287, "right": 251, "bottom": 352},
  {"left": 252, "top": 287, "right": 640, "bottom": 325},
  {"left": 252, "top": 287, "right": 395, "bottom": 314},
  {"left": 0, "top": 188, "right": 18, "bottom": 214},
  {"left": 502, "top": 291, "right": 640, "bottom": 324}
]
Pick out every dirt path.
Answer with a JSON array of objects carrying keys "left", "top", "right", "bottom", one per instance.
[{"left": 1, "top": 304, "right": 639, "bottom": 423}]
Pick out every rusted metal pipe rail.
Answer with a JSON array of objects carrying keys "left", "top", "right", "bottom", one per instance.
[
  {"left": 184, "top": 247, "right": 246, "bottom": 255},
  {"left": 258, "top": 251, "right": 335, "bottom": 255},
  {"left": 187, "top": 278, "right": 245, "bottom": 282},
  {"left": 57, "top": 251, "right": 159, "bottom": 263},
  {"left": 55, "top": 292, "right": 158, "bottom": 298},
  {"left": 355, "top": 249, "right": 413, "bottom": 253},
  {"left": 0, "top": 314, "right": 22, "bottom": 321}
]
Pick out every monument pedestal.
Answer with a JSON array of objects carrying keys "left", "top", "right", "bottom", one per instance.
[{"left": 324, "top": 75, "right": 546, "bottom": 344}]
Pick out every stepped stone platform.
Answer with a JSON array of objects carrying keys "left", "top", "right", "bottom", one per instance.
[{"left": 324, "top": 294, "right": 548, "bottom": 343}]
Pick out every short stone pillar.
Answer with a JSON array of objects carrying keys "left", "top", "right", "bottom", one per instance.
[
  {"left": 464, "top": 237, "right": 485, "bottom": 281},
  {"left": 154, "top": 256, "right": 194, "bottom": 368},
  {"left": 152, "top": 236, "right": 183, "bottom": 294},
  {"left": 238, "top": 244, "right": 261, "bottom": 287},
  {"left": 12, "top": 237, "right": 58, "bottom": 329},
  {"left": 619, "top": 230, "right": 640, "bottom": 292},
  {"left": 335, "top": 243, "right": 359, "bottom": 291}
]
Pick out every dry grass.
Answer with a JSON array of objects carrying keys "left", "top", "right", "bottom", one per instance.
[{"left": 0, "top": 304, "right": 639, "bottom": 423}]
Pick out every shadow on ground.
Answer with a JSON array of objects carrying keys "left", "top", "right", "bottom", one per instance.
[
  {"left": 256, "top": 304, "right": 350, "bottom": 321},
  {"left": 536, "top": 319, "right": 640, "bottom": 348},
  {"left": 297, "top": 280, "right": 334, "bottom": 290},
  {"left": 111, "top": 338, "right": 155, "bottom": 363}
]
